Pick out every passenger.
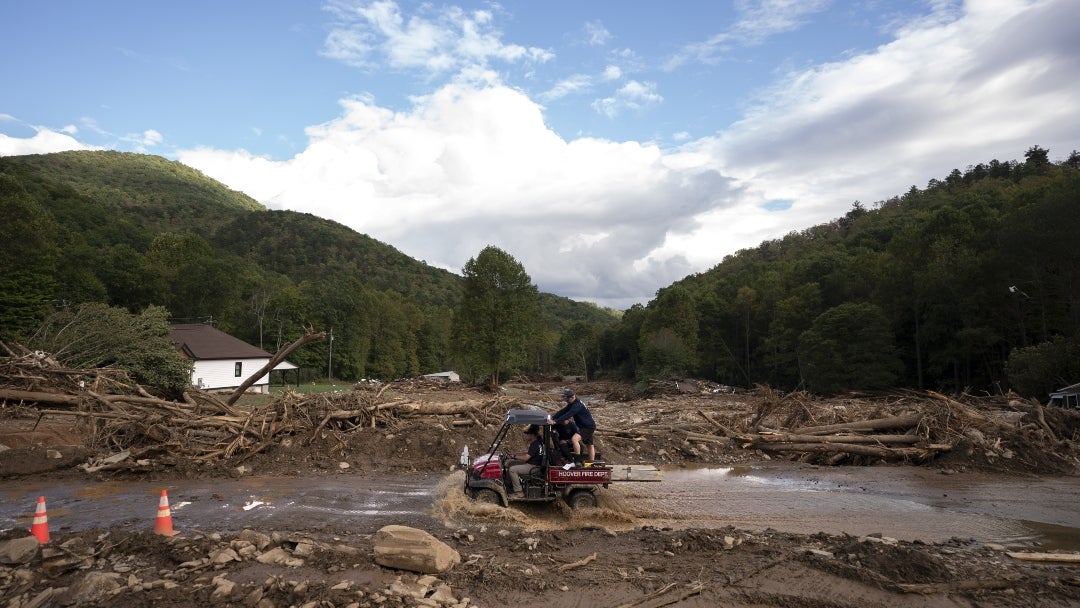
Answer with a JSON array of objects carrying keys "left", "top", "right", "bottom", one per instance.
[
  {"left": 507, "top": 425, "right": 545, "bottom": 498},
  {"left": 553, "top": 418, "right": 581, "bottom": 466},
  {"left": 548, "top": 389, "right": 597, "bottom": 466}
]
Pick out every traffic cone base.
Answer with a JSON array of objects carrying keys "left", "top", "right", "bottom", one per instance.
[
  {"left": 30, "top": 496, "right": 49, "bottom": 544},
  {"left": 154, "top": 489, "right": 177, "bottom": 536}
]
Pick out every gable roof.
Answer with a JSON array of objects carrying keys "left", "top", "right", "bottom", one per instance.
[{"left": 169, "top": 324, "right": 271, "bottom": 360}]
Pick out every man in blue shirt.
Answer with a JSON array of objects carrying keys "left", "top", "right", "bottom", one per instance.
[{"left": 549, "top": 389, "right": 596, "bottom": 465}]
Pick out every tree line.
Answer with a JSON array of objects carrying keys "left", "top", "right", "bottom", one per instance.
[{"left": 584, "top": 146, "right": 1080, "bottom": 399}]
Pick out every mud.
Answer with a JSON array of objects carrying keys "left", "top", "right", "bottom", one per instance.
[{"left": 2, "top": 381, "right": 1080, "bottom": 607}]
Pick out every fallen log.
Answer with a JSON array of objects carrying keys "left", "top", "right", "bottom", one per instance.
[
  {"left": 226, "top": 326, "right": 325, "bottom": 405},
  {"left": 751, "top": 442, "right": 933, "bottom": 459},
  {"left": 684, "top": 431, "right": 729, "bottom": 444},
  {"left": 896, "top": 576, "right": 1020, "bottom": 594},
  {"left": 791, "top": 413, "right": 922, "bottom": 435},
  {"left": 1006, "top": 551, "right": 1080, "bottom": 563},
  {"left": 736, "top": 433, "right": 921, "bottom": 445}
]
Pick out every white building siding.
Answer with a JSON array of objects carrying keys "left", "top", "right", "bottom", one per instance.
[{"left": 191, "top": 358, "right": 272, "bottom": 393}]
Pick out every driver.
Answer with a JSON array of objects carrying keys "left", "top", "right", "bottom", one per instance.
[{"left": 507, "top": 425, "right": 545, "bottom": 498}]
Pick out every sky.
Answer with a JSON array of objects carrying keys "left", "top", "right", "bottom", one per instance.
[{"left": 2, "top": 1, "right": 1078, "bottom": 310}]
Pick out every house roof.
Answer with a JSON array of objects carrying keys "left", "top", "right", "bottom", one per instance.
[
  {"left": 1050, "top": 382, "right": 1080, "bottom": 397},
  {"left": 169, "top": 324, "right": 272, "bottom": 360}
]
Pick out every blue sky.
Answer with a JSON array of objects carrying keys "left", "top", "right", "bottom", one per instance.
[{"left": 3, "top": 1, "right": 1078, "bottom": 309}]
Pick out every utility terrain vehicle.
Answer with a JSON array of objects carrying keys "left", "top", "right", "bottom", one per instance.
[{"left": 462, "top": 408, "right": 660, "bottom": 508}]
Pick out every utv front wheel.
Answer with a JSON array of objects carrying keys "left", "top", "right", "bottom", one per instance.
[
  {"left": 471, "top": 488, "right": 502, "bottom": 505},
  {"left": 566, "top": 489, "right": 597, "bottom": 509}
]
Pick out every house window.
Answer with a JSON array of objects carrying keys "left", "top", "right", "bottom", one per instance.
[{"left": 234, "top": 362, "right": 242, "bottom": 377}]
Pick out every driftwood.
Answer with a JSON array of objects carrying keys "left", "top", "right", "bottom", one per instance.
[
  {"left": 1006, "top": 552, "right": 1080, "bottom": 563},
  {"left": 896, "top": 576, "right": 1021, "bottom": 594},
  {"left": 750, "top": 442, "right": 932, "bottom": 459},
  {"left": 558, "top": 552, "right": 597, "bottom": 572},
  {"left": 791, "top": 414, "right": 922, "bottom": 435},
  {"left": 226, "top": 327, "right": 325, "bottom": 405},
  {"left": 737, "top": 433, "right": 921, "bottom": 445}
]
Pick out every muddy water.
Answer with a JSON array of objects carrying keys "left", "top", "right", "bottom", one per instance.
[{"left": 2, "top": 463, "right": 1078, "bottom": 550}]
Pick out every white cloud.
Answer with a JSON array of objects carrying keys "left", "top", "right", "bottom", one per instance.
[
  {"left": 583, "top": 20, "right": 612, "bottom": 46},
  {"left": 320, "top": 0, "right": 552, "bottom": 73},
  {"left": 709, "top": 0, "right": 1080, "bottom": 225},
  {"left": 667, "top": 0, "right": 831, "bottom": 68},
  {"left": 601, "top": 65, "right": 622, "bottom": 81},
  {"left": 591, "top": 80, "right": 663, "bottom": 118},
  {"left": 0, "top": 127, "right": 98, "bottom": 156},
  {"left": 179, "top": 83, "right": 732, "bottom": 308},
  {"left": 539, "top": 74, "right": 592, "bottom": 102}
]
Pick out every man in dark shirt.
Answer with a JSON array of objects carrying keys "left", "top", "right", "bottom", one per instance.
[
  {"left": 508, "top": 425, "right": 544, "bottom": 497},
  {"left": 553, "top": 418, "right": 581, "bottom": 465},
  {"left": 549, "top": 389, "right": 596, "bottom": 465}
]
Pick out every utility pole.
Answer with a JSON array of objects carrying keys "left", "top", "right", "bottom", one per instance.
[{"left": 328, "top": 328, "right": 334, "bottom": 381}]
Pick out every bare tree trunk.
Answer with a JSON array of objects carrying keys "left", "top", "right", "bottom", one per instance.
[{"left": 226, "top": 327, "right": 326, "bottom": 406}]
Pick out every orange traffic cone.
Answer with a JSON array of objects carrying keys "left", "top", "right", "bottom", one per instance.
[
  {"left": 30, "top": 495, "right": 49, "bottom": 543},
  {"left": 154, "top": 489, "right": 177, "bottom": 536}
]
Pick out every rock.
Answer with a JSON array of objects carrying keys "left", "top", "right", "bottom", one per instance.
[
  {"left": 0, "top": 536, "right": 40, "bottom": 565},
  {"left": 209, "top": 548, "right": 240, "bottom": 564},
  {"left": 430, "top": 583, "right": 457, "bottom": 604},
  {"left": 242, "top": 586, "right": 264, "bottom": 607},
  {"left": 62, "top": 571, "right": 123, "bottom": 605},
  {"left": 211, "top": 576, "right": 236, "bottom": 602},
  {"left": 374, "top": 525, "right": 461, "bottom": 574},
  {"left": 239, "top": 529, "right": 272, "bottom": 551},
  {"left": 22, "top": 587, "right": 57, "bottom": 608},
  {"left": 255, "top": 547, "right": 304, "bottom": 567}
]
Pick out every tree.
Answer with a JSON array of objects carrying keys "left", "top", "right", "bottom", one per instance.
[
  {"left": 451, "top": 246, "right": 540, "bottom": 385},
  {"left": 27, "top": 303, "right": 193, "bottom": 395},
  {"left": 638, "top": 286, "right": 698, "bottom": 380},
  {"left": 557, "top": 321, "right": 601, "bottom": 379},
  {"left": 1006, "top": 336, "right": 1080, "bottom": 400},
  {"left": 0, "top": 175, "right": 59, "bottom": 339},
  {"left": 799, "top": 302, "right": 901, "bottom": 394}
]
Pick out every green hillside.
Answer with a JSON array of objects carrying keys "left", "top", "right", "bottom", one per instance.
[
  {"left": 592, "top": 147, "right": 1080, "bottom": 397},
  {"left": 0, "top": 150, "right": 615, "bottom": 382},
  {"left": 8, "top": 151, "right": 263, "bottom": 233}
]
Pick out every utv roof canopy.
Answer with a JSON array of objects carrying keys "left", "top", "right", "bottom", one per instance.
[{"left": 504, "top": 409, "right": 549, "bottom": 425}]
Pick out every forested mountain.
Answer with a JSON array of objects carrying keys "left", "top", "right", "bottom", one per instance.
[
  {"left": 0, "top": 151, "right": 615, "bottom": 382},
  {"left": 594, "top": 147, "right": 1080, "bottom": 399}
]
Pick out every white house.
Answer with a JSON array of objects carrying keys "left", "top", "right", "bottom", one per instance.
[{"left": 169, "top": 324, "right": 298, "bottom": 393}]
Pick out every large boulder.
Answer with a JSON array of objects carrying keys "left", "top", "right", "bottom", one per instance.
[
  {"left": 373, "top": 525, "right": 461, "bottom": 574},
  {"left": 0, "top": 536, "right": 40, "bottom": 565}
]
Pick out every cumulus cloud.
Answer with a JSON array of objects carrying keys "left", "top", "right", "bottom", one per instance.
[
  {"left": 179, "top": 83, "right": 733, "bottom": 307},
  {"left": 0, "top": 127, "right": 98, "bottom": 156}
]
